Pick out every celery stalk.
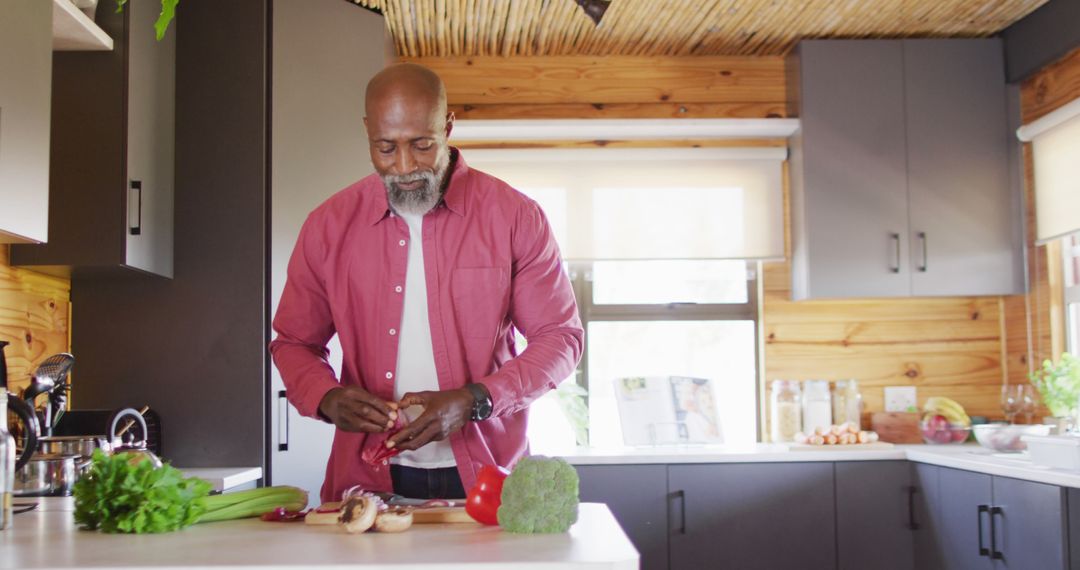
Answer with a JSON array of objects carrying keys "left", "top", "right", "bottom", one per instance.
[{"left": 197, "top": 486, "right": 308, "bottom": 523}]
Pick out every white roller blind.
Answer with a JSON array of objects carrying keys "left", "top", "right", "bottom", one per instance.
[
  {"left": 465, "top": 147, "right": 786, "bottom": 260},
  {"left": 1017, "top": 96, "right": 1080, "bottom": 243}
]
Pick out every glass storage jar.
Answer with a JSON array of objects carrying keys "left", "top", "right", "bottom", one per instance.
[
  {"left": 770, "top": 380, "right": 802, "bottom": 443},
  {"left": 802, "top": 380, "right": 833, "bottom": 435}
]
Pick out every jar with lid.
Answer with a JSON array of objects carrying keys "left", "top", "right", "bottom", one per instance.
[
  {"left": 769, "top": 380, "right": 802, "bottom": 442},
  {"left": 833, "top": 379, "right": 864, "bottom": 429},
  {"left": 802, "top": 380, "right": 832, "bottom": 434}
]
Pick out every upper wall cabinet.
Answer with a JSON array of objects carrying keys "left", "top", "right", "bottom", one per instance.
[
  {"left": 0, "top": 1, "right": 53, "bottom": 244},
  {"left": 13, "top": 0, "right": 174, "bottom": 277},
  {"left": 787, "top": 39, "right": 1024, "bottom": 300}
]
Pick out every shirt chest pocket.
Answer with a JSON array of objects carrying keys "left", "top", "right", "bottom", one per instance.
[{"left": 450, "top": 267, "right": 511, "bottom": 340}]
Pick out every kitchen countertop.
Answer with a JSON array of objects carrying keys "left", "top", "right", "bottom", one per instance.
[
  {"left": 555, "top": 443, "right": 1080, "bottom": 489},
  {"left": 1, "top": 498, "right": 637, "bottom": 570},
  {"left": 176, "top": 467, "right": 262, "bottom": 493}
]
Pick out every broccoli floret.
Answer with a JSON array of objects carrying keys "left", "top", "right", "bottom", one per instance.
[{"left": 497, "top": 456, "right": 580, "bottom": 533}]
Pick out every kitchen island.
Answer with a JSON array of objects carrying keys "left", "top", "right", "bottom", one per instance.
[{"left": 1, "top": 499, "right": 638, "bottom": 570}]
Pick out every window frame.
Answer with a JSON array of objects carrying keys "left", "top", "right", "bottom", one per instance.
[
  {"left": 566, "top": 260, "right": 762, "bottom": 444},
  {"left": 1065, "top": 233, "right": 1080, "bottom": 355}
]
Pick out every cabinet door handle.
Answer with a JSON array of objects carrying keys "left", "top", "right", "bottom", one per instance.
[
  {"left": 906, "top": 486, "right": 919, "bottom": 530},
  {"left": 668, "top": 490, "right": 686, "bottom": 535},
  {"left": 917, "top": 232, "right": 928, "bottom": 272},
  {"left": 977, "top": 504, "right": 990, "bottom": 556},
  {"left": 990, "top": 506, "right": 1004, "bottom": 560},
  {"left": 128, "top": 180, "right": 142, "bottom": 236},
  {"left": 890, "top": 233, "right": 901, "bottom": 273},
  {"left": 277, "top": 390, "right": 289, "bottom": 452}
]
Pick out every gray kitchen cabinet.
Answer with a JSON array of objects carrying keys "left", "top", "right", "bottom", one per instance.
[
  {"left": 0, "top": 0, "right": 53, "bottom": 244},
  {"left": 668, "top": 463, "right": 835, "bottom": 570},
  {"left": 916, "top": 466, "right": 1067, "bottom": 570},
  {"left": 912, "top": 463, "right": 944, "bottom": 570},
  {"left": 1068, "top": 488, "right": 1080, "bottom": 570},
  {"left": 836, "top": 461, "right": 914, "bottom": 570},
  {"left": 787, "top": 39, "right": 1023, "bottom": 299},
  {"left": 989, "top": 475, "right": 1067, "bottom": 569},
  {"left": 12, "top": 0, "right": 175, "bottom": 277},
  {"left": 787, "top": 40, "right": 911, "bottom": 299},
  {"left": 903, "top": 40, "right": 1020, "bottom": 297},
  {"left": 577, "top": 465, "right": 669, "bottom": 570},
  {"left": 938, "top": 467, "right": 993, "bottom": 569}
]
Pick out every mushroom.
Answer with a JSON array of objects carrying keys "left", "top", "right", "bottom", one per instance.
[
  {"left": 339, "top": 494, "right": 382, "bottom": 534},
  {"left": 374, "top": 507, "right": 414, "bottom": 533}
]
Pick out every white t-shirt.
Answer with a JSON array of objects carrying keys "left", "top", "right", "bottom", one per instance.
[{"left": 390, "top": 211, "right": 457, "bottom": 468}]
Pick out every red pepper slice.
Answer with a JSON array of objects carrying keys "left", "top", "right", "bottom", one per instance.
[
  {"left": 361, "top": 413, "right": 407, "bottom": 466},
  {"left": 260, "top": 507, "right": 309, "bottom": 522}
]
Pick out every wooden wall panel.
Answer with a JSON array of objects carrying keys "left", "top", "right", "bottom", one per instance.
[
  {"left": 408, "top": 55, "right": 787, "bottom": 119},
  {"left": 412, "top": 54, "right": 1055, "bottom": 425},
  {"left": 0, "top": 245, "right": 71, "bottom": 396}
]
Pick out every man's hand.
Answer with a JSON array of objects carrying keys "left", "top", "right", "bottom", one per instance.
[
  {"left": 319, "top": 387, "right": 398, "bottom": 433},
  {"left": 385, "top": 389, "right": 474, "bottom": 452}
]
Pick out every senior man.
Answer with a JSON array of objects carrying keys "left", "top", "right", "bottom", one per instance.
[{"left": 269, "top": 63, "right": 583, "bottom": 503}]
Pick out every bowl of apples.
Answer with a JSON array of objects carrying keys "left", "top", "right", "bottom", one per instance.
[{"left": 921, "top": 414, "right": 971, "bottom": 444}]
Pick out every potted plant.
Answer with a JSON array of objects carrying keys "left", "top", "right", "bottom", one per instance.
[{"left": 1029, "top": 353, "right": 1080, "bottom": 433}]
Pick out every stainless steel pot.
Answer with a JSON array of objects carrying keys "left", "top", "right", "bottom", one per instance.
[
  {"left": 36, "top": 435, "right": 112, "bottom": 459},
  {"left": 13, "top": 453, "right": 87, "bottom": 497}
]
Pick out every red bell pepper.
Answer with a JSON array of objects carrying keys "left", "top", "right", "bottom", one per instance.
[{"left": 465, "top": 465, "right": 510, "bottom": 525}]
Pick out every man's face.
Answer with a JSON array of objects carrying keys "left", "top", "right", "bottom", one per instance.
[{"left": 365, "top": 92, "right": 453, "bottom": 215}]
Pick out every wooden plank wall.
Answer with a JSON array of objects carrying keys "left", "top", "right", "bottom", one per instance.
[
  {"left": 0, "top": 245, "right": 71, "bottom": 396},
  {"left": 411, "top": 54, "right": 1031, "bottom": 422}
]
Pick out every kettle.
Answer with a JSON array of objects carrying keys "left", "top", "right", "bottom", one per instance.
[{"left": 0, "top": 340, "right": 41, "bottom": 471}]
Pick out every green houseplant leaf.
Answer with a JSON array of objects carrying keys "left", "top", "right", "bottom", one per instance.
[
  {"left": 115, "top": 0, "right": 178, "bottom": 41},
  {"left": 1029, "top": 353, "right": 1080, "bottom": 418}
]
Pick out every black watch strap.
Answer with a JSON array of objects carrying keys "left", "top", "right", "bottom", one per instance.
[{"left": 465, "top": 383, "right": 493, "bottom": 421}]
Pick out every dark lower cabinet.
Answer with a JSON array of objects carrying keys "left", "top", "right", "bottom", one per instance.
[
  {"left": 990, "top": 475, "right": 1067, "bottom": 569},
  {"left": 668, "top": 463, "right": 835, "bottom": 570},
  {"left": 835, "top": 461, "right": 914, "bottom": 570},
  {"left": 577, "top": 465, "right": 669, "bottom": 570},
  {"left": 573, "top": 460, "right": 1072, "bottom": 570},
  {"left": 914, "top": 466, "right": 1067, "bottom": 570},
  {"left": 912, "top": 463, "right": 943, "bottom": 570},
  {"left": 937, "top": 467, "right": 993, "bottom": 569}
]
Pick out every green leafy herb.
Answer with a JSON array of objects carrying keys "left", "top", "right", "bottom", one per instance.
[
  {"left": 1030, "top": 353, "right": 1080, "bottom": 417},
  {"left": 74, "top": 449, "right": 210, "bottom": 533},
  {"left": 74, "top": 450, "right": 308, "bottom": 534}
]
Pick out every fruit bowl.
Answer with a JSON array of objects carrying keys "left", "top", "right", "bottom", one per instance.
[
  {"left": 973, "top": 424, "right": 1053, "bottom": 452},
  {"left": 921, "top": 416, "right": 971, "bottom": 444}
]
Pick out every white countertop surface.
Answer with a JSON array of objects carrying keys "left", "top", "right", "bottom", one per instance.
[
  {"left": 556, "top": 443, "right": 1080, "bottom": 489},
  {"left": 1, "top": 498, "right": 637, "bottom": 570},
  {"left": 176, "top": 467, "right": 262, "bottom": 492}
]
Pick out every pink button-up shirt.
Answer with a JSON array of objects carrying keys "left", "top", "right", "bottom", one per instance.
[{"left": 269, "top": 149, "right": 584, "bottom": 503}]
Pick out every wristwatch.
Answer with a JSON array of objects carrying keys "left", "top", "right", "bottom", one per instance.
[{"left": 465, "top": 383, "right": 493, "bottom": 421}]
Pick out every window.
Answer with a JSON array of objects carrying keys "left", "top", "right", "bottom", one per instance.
[
  {"left": 1065, "top": 233, "right": 1080, "bottom": 355},
  {"left": 467, "top": 148, "right": 777, "bottom": 452},
  {"left": 524, "top": 260, "right": 760, "bottom": 452}
]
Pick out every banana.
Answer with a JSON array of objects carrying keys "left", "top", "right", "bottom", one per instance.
[{"left": 923, "top": 397, "right": 971, "bottom": 426}]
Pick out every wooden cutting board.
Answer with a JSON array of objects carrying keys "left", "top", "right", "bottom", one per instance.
[{"left": 786, "top": 442, "right": 896, "bottom": 451}]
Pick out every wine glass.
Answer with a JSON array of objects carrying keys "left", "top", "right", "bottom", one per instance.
[
  {"left": 1001, "top": 385, "right": 1024, "bottom": 424},
  {"left": 1021, "top": 385, "right": 1039, "bottom": 425}
]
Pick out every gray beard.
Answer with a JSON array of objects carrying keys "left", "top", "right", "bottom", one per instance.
[{"left": 383, "top": 152, "right": 450, "bottom": 216}]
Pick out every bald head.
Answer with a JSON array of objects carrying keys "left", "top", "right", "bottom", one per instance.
[{"left": 365, "top": 63, "right": 447, "bottom": 120}]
